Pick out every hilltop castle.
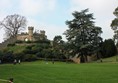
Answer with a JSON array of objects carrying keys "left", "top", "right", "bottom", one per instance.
[
  {"left": 0, "top": 26, "right": 47, "bottom": 49},
  {"left": 17, "top": 26, "right": 47, "bottom": 42}
]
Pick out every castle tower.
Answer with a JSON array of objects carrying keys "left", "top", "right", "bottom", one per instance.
[
  {"left": 40, "top": 30, "right": 45, "bottom": 35},
  {"left": 39, "top": 30, "right": 47, "bottom": 40},
  {"left": 28, "top": 26, "right": 34, "bottom": 36},
  {"left": 28, "top": 26, "right": 34, "bottom": 41}
]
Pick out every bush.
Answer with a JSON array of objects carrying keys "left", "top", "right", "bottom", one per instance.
[
  {"left": 7, "top": 43, "right": 15, "bottom": 46},
  {"left": 2, "top": 51, "right": 14, "bottom": 63},
  {"left": 0, "top": 51, "right": 3, "bottom": 59},
  {"left": 15, "top": 40, "right": 23, "bottom": 43},
  {"left": 25, "top": 41, "right": 32, "bottom": 43},
  {"left": 23, "top": 54, "right": 38, "bottom": 61},
  {"left": 13, "top": 52, "right": 25, "bottom": 60},
  {"left": 100, "top": 39, "right": 117, "bottom": 58},
  {"left": 36, "top": 52, "right": 43, "bottom": 58}
]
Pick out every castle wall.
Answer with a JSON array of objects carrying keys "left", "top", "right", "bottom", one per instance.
[
  {"left": 17, "top": 34, "right": 34, "bottom": 41},
  {"left": 0, "top": 27, "right": 47, "bottom": 49}
]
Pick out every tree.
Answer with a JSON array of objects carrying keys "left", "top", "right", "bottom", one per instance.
[
  {"left": 64, "top": 9, "right": 102, "bottom": 62},
  {"left": 100, "top": 39, "right": 117, "bottom": 58},
  {"left": 111, "top": 7, "right": 118, "bottom": 43},
  {"left": 0, "top": 14, "right": 27, "bottom": 39},
  {"left": 0, "top": 51, "right": 3, "bottom": 60},
  {"left": 52, "top": 35, "right": 65, "bottom": 59},
  {"left": 53, "top": 35, "right": 63, "bottom": 47}
]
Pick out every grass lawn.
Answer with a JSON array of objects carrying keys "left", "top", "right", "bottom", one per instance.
[{"left": 0, "top": 61, "right": 118, "bottom": 83}]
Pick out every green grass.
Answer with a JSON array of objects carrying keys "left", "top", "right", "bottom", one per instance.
[
  {"left": 0, "top": 61, "right": 118, "bottom": 83},
  {"left": 102, "top": 55, "right": 118, "bottom": 62}
]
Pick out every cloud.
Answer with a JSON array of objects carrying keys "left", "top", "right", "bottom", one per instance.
[
  {"left": 40, "top": 24, "right": 67, "bottom": 41},
  {"left": 19, "top": 0, "right": 56, "bottom": 16},
  {"left": 0, "top": 0, "right": 11, "bottom": 9},
  {"left": 70, "top": 0, "right": 118, "bottom": 19},
  {"left": 0, "top": 0, "right": 12, "bottom": 42},
  {"left": 0, "top": 0, "right": 12, "bottom": 19},
  {"left": 26, "top": 20, "right": 67, "bottom": 41}
]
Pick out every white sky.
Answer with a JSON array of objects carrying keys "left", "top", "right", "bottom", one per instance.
[{"left": 0, "top": 0, "right": 118, "bottom": 43}]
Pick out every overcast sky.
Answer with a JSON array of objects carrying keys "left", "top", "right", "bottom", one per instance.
[{"left": 0, "top": 0, "right": 118, "bottom": 43}]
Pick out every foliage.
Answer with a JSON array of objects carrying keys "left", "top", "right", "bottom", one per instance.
[
  {"left": 52, "top": 35, "right": 66, "bottom": 59},
  {"left": 15, "top": 40, "right": 23, "bottom": 43},
  {"left": 0, "top": 50, "right": 3, "bottom": 59},
  {"left": 0, "top": 14, "right": 27, "bottom": 39},
  {"left": 7, "top": 45, "right": 27, "bottom": 53},
  {"left": 13, "top": 52, "right": 25, "bottom": 60},
  {"left": 7, "top": 43, "right": 15, "bottom": 46},
  {"left": 2, "top": 51, "right": 14, "bottom": 63},
  {"left": 111, "top": 7, "right": 118, "bottom": 43},
  {"left": 64, "top": 9, "right": 102, "bottom": 62},
  {"left": 34, "top": 39, "right": 50, "bottom": 44},
  {"left": 100, "top": 39, "right": 117, "bottom": 58},
  {"left": 23, "top": 54, "right": 38, "bottom": 61}
]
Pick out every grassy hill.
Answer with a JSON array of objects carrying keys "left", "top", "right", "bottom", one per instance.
[
  {"left": 102, "top": 56, "right": 118, "bottom": 62},
  {"left": 7, "top": 45, "right": 27, "bottom": 53},
  {"left": 0, "top": 61, "right": 118, "bottom": 83}
]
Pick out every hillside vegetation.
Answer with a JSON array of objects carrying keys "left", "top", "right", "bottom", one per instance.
[
  {"left": 7, "top": 45, "right": 27, "bottom": 53},
  {"left": 101, "top": 55, "right": 118, "bottom": 62}
]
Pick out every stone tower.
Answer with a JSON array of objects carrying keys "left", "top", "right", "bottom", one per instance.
[
  {"left": 28, "top": 26, "right": 34, "bottom": 41},
  {"left": 28, "top": 26, "right": 34, "bottom": 36},
  {"left": 40, "top": 30, "right": 45, "bottom": 35}
]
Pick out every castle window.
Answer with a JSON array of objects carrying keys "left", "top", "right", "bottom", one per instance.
[{"left": 25, "top": 38, "right": 28, "bottom": 42}]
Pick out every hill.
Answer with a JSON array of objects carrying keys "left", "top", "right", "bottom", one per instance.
[
  {"left": 7, "top": 45, "right": 27, "bottom": 53},
  {"left": 101, "top": 55, "right": 118, "bottom": 62}
]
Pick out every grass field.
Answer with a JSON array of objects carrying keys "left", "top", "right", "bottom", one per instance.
[{"left": 0, "top": 61, "right": 118, "bottom": 83}]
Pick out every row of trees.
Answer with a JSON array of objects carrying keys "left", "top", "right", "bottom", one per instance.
[
  {"left": 0, "top": 37, "right": 116, "bottom": 63},
  {"left": 0, "top": 7, "right": 118, "bottom": 63}
]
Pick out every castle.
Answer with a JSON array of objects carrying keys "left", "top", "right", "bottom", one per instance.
[
  {"left": 17, "top": 26, "right": 47, "bottom": 42},
  {"left": 0, "top": 26, "right": 47, "bottom": 49}
]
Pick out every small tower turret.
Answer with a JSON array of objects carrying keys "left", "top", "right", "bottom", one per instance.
[
  {"left": 28, "top": 26, "right": 34, "bottom": 36},
  {"left": 40, "top": 30, "right": 45, "bottom": 35},
  {"left": 28, "top": 26, "right": 34, "bottom": 41}
]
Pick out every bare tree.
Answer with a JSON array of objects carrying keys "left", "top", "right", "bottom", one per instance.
[{"left": 0, "top": 14, "right": 27, "bottom": 39}]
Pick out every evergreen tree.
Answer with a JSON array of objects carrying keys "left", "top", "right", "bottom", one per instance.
[
  {"left": 111, "top": 7, "right": 118, "bottom": 43},
  {"left": 64, "top": 9, "right": 102, "bottom": 62},
  {"left": 100, "top": 39, "right": 117, "bottom": 58}
]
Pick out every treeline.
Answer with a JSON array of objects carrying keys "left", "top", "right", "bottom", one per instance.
[{"left": 0, "top": 38, "right": 117, "bottom": 63}]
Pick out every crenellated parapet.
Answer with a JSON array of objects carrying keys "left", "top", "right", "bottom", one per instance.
[{"left": 17, "top": 26, "right": 47, "bottom": 41}]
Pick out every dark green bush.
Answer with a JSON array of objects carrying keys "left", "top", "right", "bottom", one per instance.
[
  {"left": 7, "top": 43, "right": 15, "bottom": 46},
  {"left": 23, "top": 54, "right": 38, "bottom": 61},
  {"left": 15, "top": 40, "right": 23, "bottom": 43}
]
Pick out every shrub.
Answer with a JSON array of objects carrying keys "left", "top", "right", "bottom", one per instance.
[
  {"left": 2, "top": 51, "right": 14, "bottom": 63},
  {"left": 23, "top": 54, "right": 38, "bottom": 61},
  {"left": 15, "top": 40, "right": 23, "bottom": 43},
  {"left": 7, "top": 43, "right": 15, "bottom": 46}
]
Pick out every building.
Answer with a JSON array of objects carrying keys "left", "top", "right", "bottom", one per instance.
[{"left": 17, "top": 26, "right": 47, "bottom": 42}]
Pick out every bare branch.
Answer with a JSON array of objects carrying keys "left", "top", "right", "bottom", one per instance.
[{"left": 0, "top": 14, "right": 27, "bottom": 39}]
